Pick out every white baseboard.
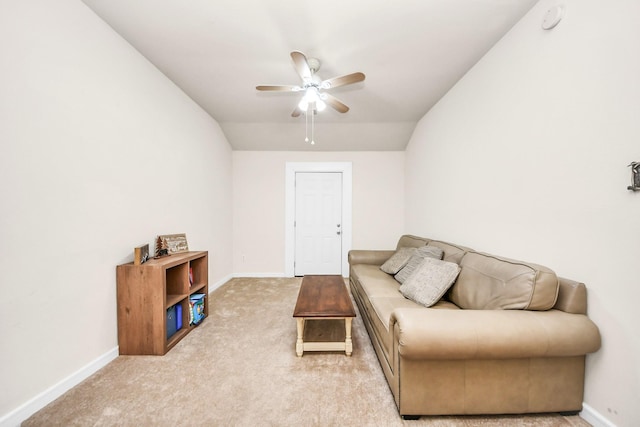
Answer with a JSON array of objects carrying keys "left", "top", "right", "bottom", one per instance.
[
  {"left": 581, "top": 403, "right": 616, "bottom": 427},
  {"left": 0, "top": 346, "right": 119, "bottom": 427},
  {"left": 209, "top": 273, "right": 234, "bottom": 293},
  {"left": 232, "top": 272, "right": 287, "bottom": 278}
]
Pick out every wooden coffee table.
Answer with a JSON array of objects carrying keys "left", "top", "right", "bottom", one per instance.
[{"left": 293, "top": 275, "right": 356, "bottom": 357}]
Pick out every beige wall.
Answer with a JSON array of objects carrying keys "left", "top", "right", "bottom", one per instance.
[
  {"left": 405, "top": 0, "right": 640, "bottom": 425},
  {"left": 232, "top": 151, "right": 404, "bottom": 275},
  {"left": 0, "top": 0, "right": 232, "bottom": 421}
]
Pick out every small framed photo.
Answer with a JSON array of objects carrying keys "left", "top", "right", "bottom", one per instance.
[
  {"left": 158, "top": 233, "right": 189, "bottom": 254},
  {"left": 134, "top": 244, "right": 150, "bottom": 265}
]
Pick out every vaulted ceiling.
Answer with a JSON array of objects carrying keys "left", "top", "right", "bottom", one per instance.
[{"left": 82, "top": 0, "right": 539, "bottom": 151}]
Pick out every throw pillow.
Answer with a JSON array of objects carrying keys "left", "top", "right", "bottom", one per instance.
[
  {"left": 399, "top": 257, "right": 461, "bottom": 307},
  {"left": 380, "top": 247, "right": 416, "bottom": 274},
  {"left": 395, "top": 245, "right": 444, "bottom": 284}
]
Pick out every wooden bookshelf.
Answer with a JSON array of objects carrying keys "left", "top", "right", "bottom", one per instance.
[{"left": 116, "top": 251, "right": 208, "bottom": 355}]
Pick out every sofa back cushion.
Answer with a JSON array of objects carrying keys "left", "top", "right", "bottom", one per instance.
[
  {"left": 396, "top": 235, "right": 430, "bottom": 249},
  {"left": 427, "top": 240, "right": 471, "bottom": 264},
  {"left": 449, "top": 252, "right": 559, "bottom": 310}
]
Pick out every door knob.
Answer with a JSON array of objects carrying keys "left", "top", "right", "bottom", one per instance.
[{"left": 336, "top": 231, "right": 341, "bottom": 235}]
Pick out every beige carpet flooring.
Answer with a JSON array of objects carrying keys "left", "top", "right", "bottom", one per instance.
[{"left": 24, "top": 277, "right": 591, "bottom": 427}]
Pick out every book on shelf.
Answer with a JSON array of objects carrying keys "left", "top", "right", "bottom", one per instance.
[
  {"left": 190, "top": 293, "right": 206, "bottom": 325},
  {"left": 176, "top": 304, "right": 183, "bottom": 330},
  {"left": 166, "top": 305, "right": 177, "bottom": 339}
]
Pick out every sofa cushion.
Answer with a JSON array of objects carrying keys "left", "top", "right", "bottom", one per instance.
[
  {"left": 449, "top": 252, "right": 559, "bottom": 310},
  {"left": 427, "top": 240, "right": 471, "bottom": 264},
  {"left": 352, "top": 264, "right": 403, "bottom": 298},
  {"left": 380, "top": 247, "right": 416, "bottom": 274},
  {"left": 399, "top": 258, "right": 461, "bottom": 307},
  {"left": 396, "top": 235, "right": 430, "bottom": 249},
  {"left": 395, "top": 245, "right": 444, "bottom": 284}
]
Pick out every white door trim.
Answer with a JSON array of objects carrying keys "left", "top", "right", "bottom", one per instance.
[{"left": 285, "top": 162, "right": 352, "bottom": 277}]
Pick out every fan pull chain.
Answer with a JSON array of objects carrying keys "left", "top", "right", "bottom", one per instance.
[
  {"left": 310, "top": 106, "right": 315, "bottom": 145},
  {"left": 304, "top": 108, "right": 309, "bottom": 143}
]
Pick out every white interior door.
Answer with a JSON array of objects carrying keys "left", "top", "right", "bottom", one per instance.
[{"left": 294, "top": 172, "right": 342, "bottom": 276}]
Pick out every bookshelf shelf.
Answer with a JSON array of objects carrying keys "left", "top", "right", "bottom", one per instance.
[
  {"left": 190, "top": 282, "right": 207, "bottom": 294},
  {"left": 166, "top": 294, "right": 184, "bottom": 308},
  {"left": 116, "top": 251, "right": 209, "bottom": 355}
]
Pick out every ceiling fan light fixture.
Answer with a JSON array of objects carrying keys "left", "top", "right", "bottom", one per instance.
[
  {"left": 256, "top": 51, "right": 366, "bottom": 145},
  {"left": 306, "top": 87, "right": 320, "bottom": 101},
  {"left": 298, "top": 87, "right": 322, "bottom": 112}
]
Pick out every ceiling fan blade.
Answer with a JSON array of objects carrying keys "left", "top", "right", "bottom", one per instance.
[
  {"left": 323, "top": 93, "right": 350, "bottom": 113},
  {"left": 290, "top": 51, "right": 311, "bottom": 80},
  {"left": 322, "top": 72, "right": 365, "bottom": 89},
  {"left": 256, "top": 85, "right": 300, "bottom": 92},
  {"left": 291, "top": 106, "right": 303, "bottom": 118}
]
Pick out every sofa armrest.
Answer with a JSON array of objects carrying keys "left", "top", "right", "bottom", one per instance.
[
  {"left": 391, "top": 308, "right": 601, "bottom": 360},
  {"left": 348, "top": 249, "right": 395, "bottom": 266}
]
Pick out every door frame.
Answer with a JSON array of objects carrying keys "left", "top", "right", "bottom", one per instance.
[{"left": 285, "top": 162, "right": 352, "bottom": 277}]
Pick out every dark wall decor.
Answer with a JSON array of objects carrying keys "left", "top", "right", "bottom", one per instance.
[{"left": 628, "top": 162, "right": 640, "bottom": 192}]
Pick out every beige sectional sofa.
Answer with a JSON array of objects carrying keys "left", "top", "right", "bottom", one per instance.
[{"left": 348, "top": 235, "right": 601, "bottom": 419}]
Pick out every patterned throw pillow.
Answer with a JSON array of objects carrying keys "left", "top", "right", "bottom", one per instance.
[
  {"left": 380, "top": 247, "right": 417, "bottom": 274},
  {"left": 399, "top": 257, "right": 461, "bottom": 307},
  {"left": 395, "top": 245, "right": 444, "bottom": 284}
]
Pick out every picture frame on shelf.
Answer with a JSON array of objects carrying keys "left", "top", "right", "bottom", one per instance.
[
  {"left": 134, "top": 244, "right": 149, "bottom": 265},
  {"left": 157, "top": 233, "right": 189, "bottom": 254}
]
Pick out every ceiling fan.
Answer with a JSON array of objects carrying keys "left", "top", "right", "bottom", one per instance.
[{"left": 256, "top": 51, "right": 365, "bottom": 117}]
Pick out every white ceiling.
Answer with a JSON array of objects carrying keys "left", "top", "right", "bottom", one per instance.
[{"left": 81, "top": 0, "right": 539, "bottom": 151}]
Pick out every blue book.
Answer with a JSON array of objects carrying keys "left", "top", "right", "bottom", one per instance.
[
  {"left": 166, "top": 305, "right": 177, "bottom": 339},
  {"left": 176, "top": 304, "right": 183, "bottom": 330}
]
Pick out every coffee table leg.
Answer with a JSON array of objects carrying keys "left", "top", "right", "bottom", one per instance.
[
  {"left": 345, "top": 317, "right": 353, "bottom": 356},
  {"left": 296, "top": 318, "right": 305, "bottom": 357}
]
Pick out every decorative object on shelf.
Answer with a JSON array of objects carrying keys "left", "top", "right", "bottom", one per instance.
[
  {"left": 157, "top": 233, "right": 189, "bottom": 254},
  {"left": 628, "top": 162, "right": 640, "bottom": 192},
  {"left": 154, "top": 236, "right": 170, "bottom": 258},
  {"left": 134, "top": 244, "right": 150, "bottom": 265}
]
